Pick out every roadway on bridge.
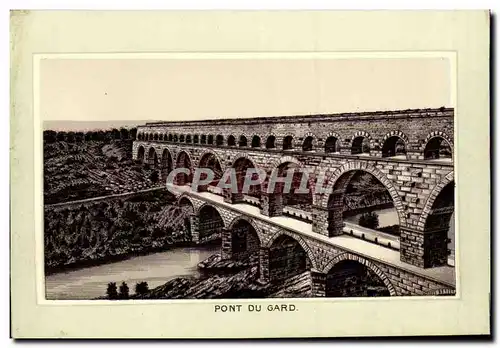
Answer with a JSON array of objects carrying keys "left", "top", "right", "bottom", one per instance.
[{"left": 168, "top": 184, "right": 456, "bottom": 287}]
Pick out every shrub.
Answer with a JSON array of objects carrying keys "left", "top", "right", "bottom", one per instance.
[
  {"left": 106, "top": 282, "right": 118, "bottom": 299},
  {"left": 135, "top": 281, "right": 149, "bottom": 296},
  {"left": 358, "top": 211, "right": 380, "bottom": 230},
  {"left": 119, "top": 282, "right": 130, "bottom": 299}
]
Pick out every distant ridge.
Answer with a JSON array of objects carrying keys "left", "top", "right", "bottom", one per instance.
[{"left": 43, "top": 120, "right": 159, "bottom": 132}]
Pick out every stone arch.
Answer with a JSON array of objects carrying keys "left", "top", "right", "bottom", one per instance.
[
  {"left": 177, "top": 194, "right": 196, "bottom": 211},
  {"left": 207, "top": 134, "right": 214, "bottom": 145},
  {"left": 174, "top": 150, "right": 193, "bottom": 169},
  {"left": 215, "top": 134, "right": 224, "bottom": 146},
  {"left": 197, "top": 149, "right": 226, "bottom": 172},
  {"left": 265, "top": 134, "right": 277, "bottom": 149},
  {"left": 351, "top": 131, "right": 372, "bottom": 155},
  {"left": 263, "top": 229, "right": 318, "bottom": 270},
  {"left": 136, "top": 145, "right": 145, "bottom": 163},
  {"left": 425, "top": 288, "right": 456, "bottom": 296},
  {"left": 251, "top": 135, "right": 261, "bottom": 148},
  {"left": 147, "top": 147, "right": 159, "bottom": 167},
  {"left": 238, "top": 135, "right": 248, "bottom": 147},
  {"left": 322, "top": 253, "right": 398, "bottom": 296},
  {"left": 282, "top": 135, "right": 294, "bottom": 150},
  {"left": 417, "top": 171, "right": 454, "bottom": 231},
  {"left": 227, "top": 215, "right": 263, "bottom": 244},
  {"left": 196, "top": 203, "right": 229, "bottom": 228},
  {"left": 227, "top": 134, "right": 236, "bottom": 146},
  {"left": 382, "top": 130, "right": 409, "bottom": 145},
  {"left": 302, "top": 133, "right": 316, "bottom": 152},
  {"left": 423, "top": 131, "right": 454, "bottom": 151},
  {"left": 185, "top": 134, "right": 192, "bottom": 143},
  {"left": 268, "top": 155, "right": 304, "bottom": 172},
  {"left": 381, "top": 131, "right": 409, "bottom": 158},
  {"left": 319, "top": 162, "right": 406, "bottom": 226},
  {"left": 193, "top": 134, "right": 199, "bottom": 144}
]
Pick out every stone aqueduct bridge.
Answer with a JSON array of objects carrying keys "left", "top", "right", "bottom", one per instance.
[{"left": 133, "top": 108, "right": 456, "bottom": 297}]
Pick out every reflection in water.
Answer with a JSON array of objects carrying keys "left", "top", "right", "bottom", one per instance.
[{"left": 45, "top": 246, "right": 220, "bottom": 300}]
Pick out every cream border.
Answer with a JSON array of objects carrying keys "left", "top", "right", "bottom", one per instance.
[{"left": 11, "top": 10, "right": 489, "bottom": 338}]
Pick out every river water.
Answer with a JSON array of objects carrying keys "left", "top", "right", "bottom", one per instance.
[{"left": 45, "top": 245, "right": 220, "bottom": 300}]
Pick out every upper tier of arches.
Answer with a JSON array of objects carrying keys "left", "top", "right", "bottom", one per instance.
[{"left": 136, "top": 130, "right": 453, "bottom": 161}]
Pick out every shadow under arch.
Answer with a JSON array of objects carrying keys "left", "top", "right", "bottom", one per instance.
[{"left": 322, "top": 253, "right": 397, "bottom": 297}]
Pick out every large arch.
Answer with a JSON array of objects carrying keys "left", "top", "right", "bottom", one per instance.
[
  {"left": 174, "top": 150, "right": 193, "bottom": 186},
  {"left": 263, "top": 230, "right": 318, "bottom": 270},
  {"left": 198, "top": 151, "right": 224, "bottom": 192},
  {"left": 232, "top": 156, "right": 261, "bottom": 199},
  {"left": 417, "top": 171, "right": 454, "bottom": 230},
  {"left": 137, "top": 146, "right": 145, "bottom": 163},
  {"left": 265, "top": 231, "right": 316, "bottom": 283},
  {"left": 227, "top": 217, "right": 262, "bottom": 262},
  {"left": 322, "top": 253, "right": 397, "bottom": 297},
  {"left": 160, "top": 148, "right": 174, "bottom": 182},
  {"left": 147, "top": 147, "right": 158, "bottom": 168},
  {"left": 197, "top": 204, "right": 225, "bottom": 243},
  {"left": 320, "top": 163, "right": 406, "bottom": 236}
]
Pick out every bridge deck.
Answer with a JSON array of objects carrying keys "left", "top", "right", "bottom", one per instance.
[{"left": 168, "top": 184, "right": 456, "bottom": 287}]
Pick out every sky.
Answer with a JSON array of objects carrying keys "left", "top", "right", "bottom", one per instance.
[{"left": 40, "top": 57, "right": 452, "bottom": 130}]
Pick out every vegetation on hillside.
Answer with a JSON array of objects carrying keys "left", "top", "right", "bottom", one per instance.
[
  {"left": 44, "top": 190, "right": 192, "bottom": 271},
  {"left": 43, "top": 128, "right": 162, "bottom": 204}
]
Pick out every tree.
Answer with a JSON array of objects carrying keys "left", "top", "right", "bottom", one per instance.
[
  {"left": 56, "top": 132, "right": 67, "bottom": 142},
  {"left": 111, "top": 128, "right": 121, "bottom": 140},
  {"left": 119, "top": 282, "right": 130, "bottom": 299},
  {"left": 66, "top": 131, "right": 76, "bottom": 143},
  {"left": 75, "top": 132, "right": 84, "bottom": 142},
  {"left": 135, "top": 282, "right": 149, "bottom": 296},
  {"left": 120, "top": 128, "right": 129, "bottom": 140},
  {"left": 43, "top": 130, "right": 57, "bottom": 143},
  {"left": 106, "top": 282, "right": 118, "bottom": 299},
  {"left": 129, "top": 127, "right": 138, "bottom": 140},
  {"left": 358, "top": 211, "right": 380, "bottom": 230}
]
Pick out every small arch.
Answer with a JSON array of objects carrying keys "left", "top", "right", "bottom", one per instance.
[
  {"left": 193, "top": 134, "right": 199, "bottom": 144},
  {"left": 154, "top": 133, "right": 159, "bottom": 141},
  {"left": 173, "top": 134, "right": 178, "bottom": 142},
  {"left": 325, "top": 136, "right": 339, "bottom": 153},
  {"left": 266, "top": 135, "right": 276, "bottom": 149},
  {"left": 159, "top": 134, "right": 164, "bottom": 141},
  {"left": 283, "top": 136, "right": 293, "bottom": 150},
  {"left": 302, "top": 136, "right": 314, "bottom": 152},
  {"left": 239, "top": 135, "right": 248, "bottom": 147},
  {"left": 251, "top": 135, "right": 261, "bottom": 148},
  {"left": 322, "top": 253, "right": 397, "bottom": 296},
  {"left": 201, "top": 135, "right": 207, "bottom": 144},
  {"left": 179, "top": 134, "right": 185, "bottom": 143},
  {"left": 424, "top": 135, "right": 453, "bottom": 160},
  {"left": 185, "top": 134, "right": 192, "bottom": 143},
  {"left": 382, "top": 136, "right": 407, "bottom": 158},
  {"left": 136, "top": 146, "right": 145, "bottom": 163},
  {"left": 227, "top": 135, "right": 236, "bottom": 146},
  {"left": 351, "top": 134, "right": 370, "bottom": 155},
  {"left": 168, "top": 134, "right": 173, "bottom": 142},
  {"left": 216, "top": 134, "right": 224, "bottom": 146}
]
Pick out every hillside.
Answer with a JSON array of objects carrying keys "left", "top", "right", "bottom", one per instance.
[{"left": 44, "top": 139, "right": 161, "bottom": 204}]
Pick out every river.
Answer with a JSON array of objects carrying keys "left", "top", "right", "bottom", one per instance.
[{"left": 45, "top": 245, "right": 220, "bottom": 300}]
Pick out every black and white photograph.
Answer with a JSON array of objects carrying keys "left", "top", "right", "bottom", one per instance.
[{"left": 42, "top": 56, "right": 456, "bottom": 300}]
